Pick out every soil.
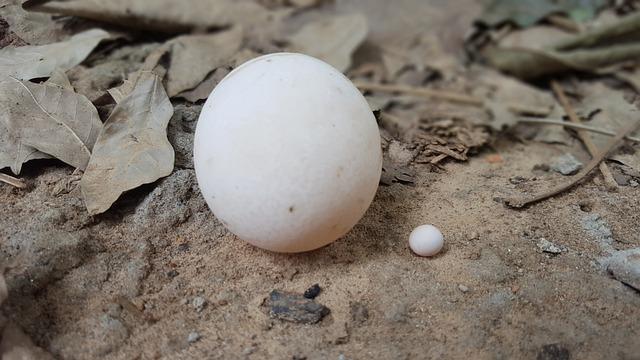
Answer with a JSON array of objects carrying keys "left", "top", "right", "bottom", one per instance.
[
  {"left": 2, "top": 1, "right": 640, "bottom": 360},
  {"left": 3, "top": 122, "right": 640, "bottom": 359}
]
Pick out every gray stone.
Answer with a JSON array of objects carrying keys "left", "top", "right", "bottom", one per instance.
[
  {"left": 458, "top": 284, "right": 470, "bottom": 293},
  {"left": 551, "top": 153, "right": 583, "bottom": 175},
  {"left": 187, "top": 332, "right": 201, "bottom": 343},
  {"left": 537, "top": 238, "right": 563, "bottom": 254},
  {"left": 581, "top": 213, "right": 614, "bottom": 253},
  {"left": 267, "top": 290, "right": 330, "bottom": 324},
  {"left": 193, "top": 296, "right": 207, "bottom": 313},
  {"left": 606, "top": 248, "right": 640, "bottom": 291}
]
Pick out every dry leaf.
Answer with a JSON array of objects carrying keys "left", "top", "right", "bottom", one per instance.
[
  {"left": 176, "top": 48, "right": 259, "bottom": 102},
  {"left": 0, "top": 1, "right": 66, "bottom": 45},
  {"left": 165, "top": 28, "right": 243, "bottom": 97},
  {"left": 473, "top": 69, "right": 555, "bottom": 130},
  {"left": 24, "top": 0, "right": 280, "bottom": 34},
  {"left": 0, "top": 77, "right": 102, "bottom": 174},
  {"left": 578, "top": 83, "right": 640, "bottom": 150},
  {"left": 81, "top": 72, "right": 174, "bottom": 215},
  {"left": 176, "top": 67, "right": 230, "bottom": 103},
  {"left": 108, "top": 45, "right": 169, "bottom": 103},
  {"left": 0, "top": 28, "right": 109, "bottom": 81},
  {"left": 288, "top": 13, "right": 368, "bottom": 72},
  {"left": 46, "top": 68, "right": 73, "bottom": 90}
]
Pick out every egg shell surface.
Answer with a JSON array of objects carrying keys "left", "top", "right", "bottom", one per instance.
[
  {"left": 193, "top": 53, "right": 382, "bottom": 253},
  {"left": 409, "top": 225, "right": 444, "bottom": 257}
]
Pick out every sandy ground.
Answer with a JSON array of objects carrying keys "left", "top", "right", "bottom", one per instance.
[
  {"left": 2, "top": 107, "right": 640, "bottom": 359},
  {"left": 2, "top": 1, "right": 640, "bottom": 359}
]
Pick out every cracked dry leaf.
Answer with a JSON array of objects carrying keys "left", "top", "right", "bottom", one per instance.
[
  {"left": 0, "top": 77, "right": 102, "bottom": 175},
  {"left": 0, "top": 28, "right": 109, "bottom": 80},
  {"left": 165, "top": 27, "right": 243, "bottom": 97},
  {"left": 288, "top": 13, "right": 368, "bottom": 72},
  {"left": 81, "top": 72, "right": 174, "bottom": 215},
  {"left": 24, "top": 0, "right": 280, "bottom": 34}
]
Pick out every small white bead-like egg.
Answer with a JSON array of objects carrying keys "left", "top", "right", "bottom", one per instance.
[{"left": 409, "top": 225, "right": 444, "bottom": 257}]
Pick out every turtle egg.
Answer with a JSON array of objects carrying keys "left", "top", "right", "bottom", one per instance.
[
  {"left": 193, "top": 53, "right": 382, "bottom": 253},
  {"left": 409, "top": 225, "right": 444, "bottom": 257}
]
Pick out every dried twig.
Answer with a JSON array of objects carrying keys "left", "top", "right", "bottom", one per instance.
[
  {"left": 518, "top": 117, "right": 640, "bottom": 142},
  {"left": 0, "top": 173, "right": 26, "bottom": 189},
  {"left": 354, "top": 81, "right": 551, "bottom": 116},
  {"left": 505, "top": 119, "right": 640, "bottom": 208},
  {"left": 551, "top": 81, "right": 618, "bottom": 190}
]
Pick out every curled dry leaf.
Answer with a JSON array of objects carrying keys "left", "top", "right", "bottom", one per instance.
[
  {"left": 0, "top": 77, "right": 102, "bottom": 175},
  {"left": 81, "top": 72, "right": 174, "bottom": 215},
  {"left": 287, "top": 13, "right": 368, "bottom": 72},
  {"left": 24, "top": 0, "right": 279, "bottom": 34},
  {"left": 0, "top": 28, "right": 109, "bottom": 80},
  {"left": 165, "top": 27, "right": 243, "bottom": 97},
  {"left": 478, "top": 0, "right": 605, "bottom": 28}
]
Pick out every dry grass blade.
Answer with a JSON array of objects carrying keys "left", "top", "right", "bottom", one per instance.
[
  {"left": 518, "top": 117, "right": 640, "bottom": 142},
  {"left": 354, "top": 81, "right": 551, "bottom": 116},
  {"left": 0, "top": 173, "right": 26, "bottom": 189},
  {"left": 551, "top": 81, "right": 618, "bottom": 190},
  {"left": 505, "top": 119, "right": 640, "bottom": 208}
]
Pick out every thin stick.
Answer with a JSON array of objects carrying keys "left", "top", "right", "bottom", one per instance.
[
  {"left": 354, "top": 81, "right": 551, "bottom": 117},
  {"left": 551, "top": 81, "right": 618, "bottom": 190},
  {"left": 518, "top": 117, "right": 640, "bottom": 142},
  {"left": 0, "top": 173, "right": 26, "bottom": 189},
  {"left": 505, "top": 119, "right": 640, "bottom": 208}
]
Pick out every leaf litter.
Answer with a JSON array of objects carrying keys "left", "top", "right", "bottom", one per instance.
[
  {"left": 81, "top": 72, "right": 174, "bottom": 215},
  {"left": 0, "top": 28, "right": 110, "bottom": 80},
  {"left": 0, "top": 76, "right": 102, "bottom": 174},
  {"left": 2, "top": 0, "right": 640, "bottom": 357}
]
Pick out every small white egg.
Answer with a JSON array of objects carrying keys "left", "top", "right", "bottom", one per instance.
[
  {"left": 194, "top": 53, "right": 382, "bottom": 253},
  {"left": 409, "top": 225, "right": 444, "bottom": 257}
]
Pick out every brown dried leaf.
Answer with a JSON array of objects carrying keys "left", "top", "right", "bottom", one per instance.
[
  {"left": 0, "top": 1, "right": 66, "bottom": 45},
  {"left": 288, "top": 13, "right": 368, "bottom": 72},
  {"left": 81, "top": 72, "right": 174, "bottom": 215},
  {"left": 0, "top": 77, "right": 102, "bottom": 174},
  {"left": 165, "top": 28, "right": 243, "bottom": 97},
  {"left": 24, "top": 0, "right": 280, "bottom": 33},
  {"left": 0, "top": 28, "right": 109, "bottom": 80},
  {"left": 176, "top": 48, "right": 259, "bottom": 102},
  {"left": 46, "top": 68, "right": 73, "bottom": 90}
]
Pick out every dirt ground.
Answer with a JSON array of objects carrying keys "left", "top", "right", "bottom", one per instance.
[
  {"left": 2, "top": 1, "right": 640, "bottom": 359},
  {"left": 3, "top": 127, "right": 640, "bottom": 359}
]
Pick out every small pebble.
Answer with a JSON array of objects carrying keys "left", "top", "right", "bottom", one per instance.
[
  {"left": 187, "top": 332, "right": 201, "bottom": 343},
  {"left": 192, "top": 296, "right": 207, "bottom": 312},
  {"left": 458, "top": 284, "right": 469, "bottom": 293},
  {"left": 537, "top": 238, "right": 562, "bottom": 254},
  {"left": 409, "top": 225, "right": 444, "bottom": 257},
  {"left": 303, "top": 284, "right": 321, "bottom": 299},
  {"left": 551, "top": 153, "right": 583, "bottom": 176}
]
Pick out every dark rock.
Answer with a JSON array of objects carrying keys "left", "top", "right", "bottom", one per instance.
[
  {"left": 303, "top": 284, "right": 321, "bottom": 299},
  {"left": 536, "top": 344, "right": 570, "bottom": 360},
  {"left": 167, "top": 270, "right": 179, "bottom": 278},
  {"left": 267, "top": 290, "right": 330, "bottom": 324}
]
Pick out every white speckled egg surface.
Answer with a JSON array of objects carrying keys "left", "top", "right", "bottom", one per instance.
[{"left": 193, "top": 53, "right": 382, "bottom": 253}]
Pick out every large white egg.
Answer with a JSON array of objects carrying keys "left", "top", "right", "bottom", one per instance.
[{"left": 194, "top": 53, "right": 382, "bottom": 253}]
